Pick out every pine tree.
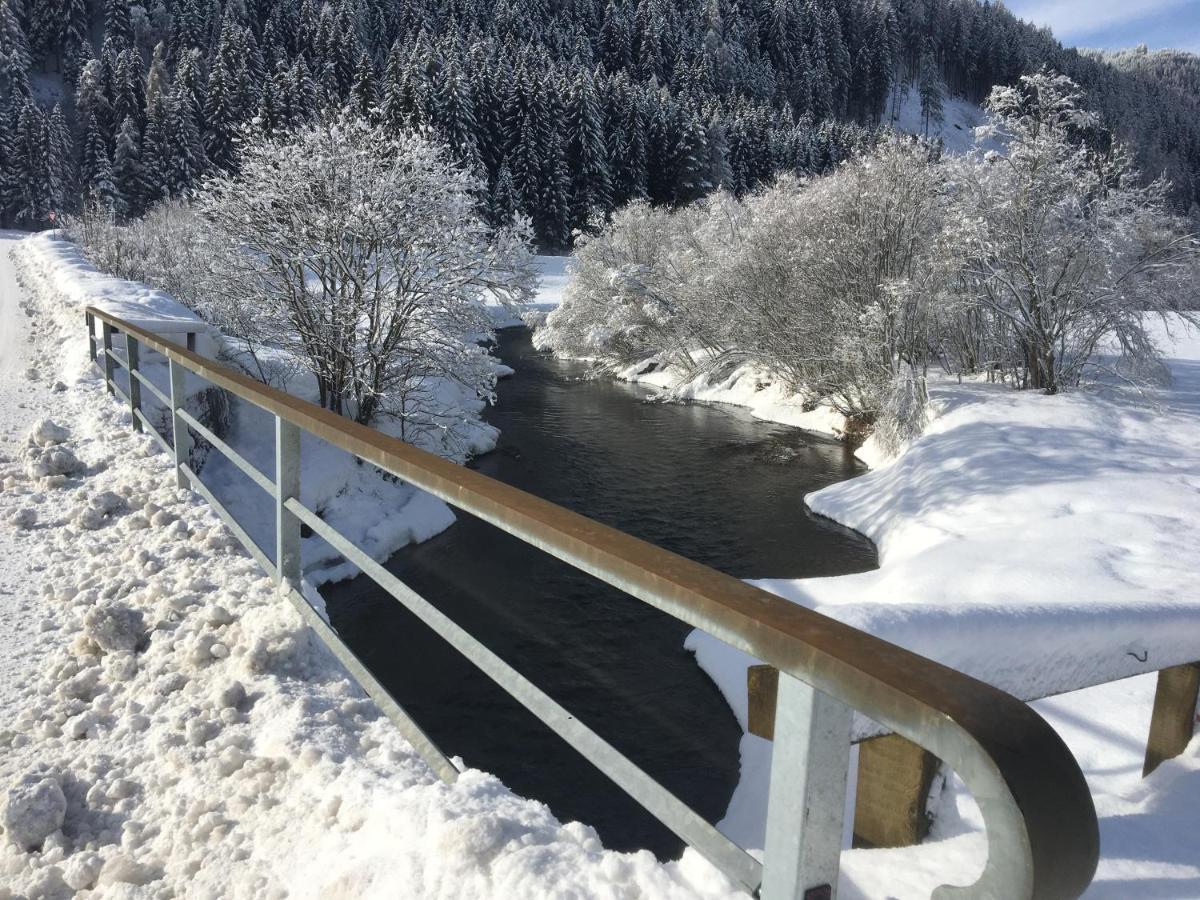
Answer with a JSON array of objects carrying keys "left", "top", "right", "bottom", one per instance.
[
  {"left": 83, "top": 115, "right": 119, "bottom": 213},
  {"left": 432, "top": 59, "right": 481, "bottom": 172},
  {"left": 112, "top": 115, "right": 143, "bottom": 220},
  {"left": 563, "top": 70, "right": 611, "bottom": 231},
  {"left": 490, "top": 158, "right": 518, "bottom": 227},
  {"left": 140, "top": 94, "right": 169, "bottom": 206},
  {"left": 0, "top": 93, "right": 16, "bottom": 225},
  {"left": 46, "top": 102, "right": 75, "bottom": 215},
  {"left": 350, "top": 51, "right": 378, "bottom": 122},
  {"left": 13, "top": 98, "right": 47, "bottom": 227},
  {"left": 60, "top": 0, "right": 89, "bottom": 84},
  {"left": 104, "top": 0, "right": 133, "bottom": 48},
  {"left": 166, "top": 88, "right": 205, "bottom": 194},
  {"left": 0, "top": 0, "right": 31, "bottom": 100},
  {"left": 919, "top": 49, "right": 945, "bottom": 135}
]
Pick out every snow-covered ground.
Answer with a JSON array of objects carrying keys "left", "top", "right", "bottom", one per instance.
[
  {"left": 886, "top": 84, "right": 1001, "bottom": 155},
  {"left": 0, "top": 233, "right": 745, "bottom": 898},
  {"left": 686, "top": 321, "right": 1200, "bottom": 897},
  {"left": 3, "top": 228, "right": 1198, "bottom": 898}
]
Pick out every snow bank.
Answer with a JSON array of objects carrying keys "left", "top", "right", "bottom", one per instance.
[
  {"left": 13, "top": 232, "right": 491, "bottom": 587},
  {"left": 0, "top": 236, "right": 744, "bottom": 898},
  {"left": 613, "top": 357, "right": 852, "bottom": 444},
  {"left": 687, "top": 318, "right": 1200, "bottom": 894}
]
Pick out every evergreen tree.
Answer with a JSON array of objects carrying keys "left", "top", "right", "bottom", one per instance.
[
  {"left": 13, "top": 98, "right": 47, "bottom": 227},
  {"left": 490, "top": 158, "right": 518, "bottom": 227},
  {"left": 0, "top": 0, "right": 31, "bottom": 100},
  {"left": 350, "top": 51, "right": 378, "bottom": 122},
  {"left": 104, "top": 0, "right": 133, "bottom": 48},
  {"left": 112, "top": 115, "right": 143, "bottom": 219},
  {"left": 83, "top": 115, "right": 119, "bottom": 213},
  {"left": 563, "top": 70, "right": 612, "bottom": 231},
  {"left": 166, "top": 88, "right": 205, "bottom": 194},
  {"left": 919, "top": 49, "right": 945, "bottom": 135},
  {"left": 46, "top": 102, "right": 75, "bottom": 215}
]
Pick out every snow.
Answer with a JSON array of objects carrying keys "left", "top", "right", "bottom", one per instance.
[
  {"left": 613, "top": 356, "right": 852, "bottom": 442},
  {"left": 887, "top": 85, "right": 1000, "bottom": 155},
  {"left": 4, "top": 225, "right": 1199, "bottom": 896},
  {"left": 0, "top": 233, "right": 747, "bottom": 897},
  {"left": 685, "top": 318, "right": 1200, "bottom": 896},
  {"left": 19, "top": 231, "right": 210, "bottom": 343}
]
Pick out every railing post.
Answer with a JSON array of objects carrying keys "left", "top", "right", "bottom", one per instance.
[
  {"left": 168, "top": 359, "right": 190, "bottom": 489},
  {"left": 761, "top": 674, "right": 852, "bottom": 900},
  {"left": 86, "top": 311, "right": 96, "bottom": 362},
  {"left": 101, "top": 322, "right": 115, "bottom": 394},
  {"left": 275, "top": 417, "right": 302, "bottom": 592},
  {"left": 1144, "top": 661, "right": 1200, "bottom": 776},
  {"left": 126, "top": 333, "right": 142, "bottom": 432}
]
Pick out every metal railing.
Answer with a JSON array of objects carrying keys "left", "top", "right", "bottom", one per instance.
[{"left": 85, "top": 306, "right": 1100, "bottom": 900}]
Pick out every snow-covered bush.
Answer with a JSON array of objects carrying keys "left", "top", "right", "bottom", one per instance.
[
  {"left": 539, "top": 140, "right": 953, "bottom": 443},
  {"left": 540, "top": 72, "right": 1199, "bottom": 445},
  {"left": 66, "top": 201, "right": 209, "bottom": 311},
  {"left": 192, "top": 118, "right": 536, "bottom": 438}
]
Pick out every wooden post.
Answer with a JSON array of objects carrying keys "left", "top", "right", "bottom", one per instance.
[
  {"left": 748, "top": 664, "right": 780, "bottom": 740},
  {"left": 1143, "top": 662, "right": 1200, "bottom": 777},
  {"left": 748, "top": 665, "right": 940, "bottom": 849},
  {"left": 851, "top": 734, "right": 939, "bottom": 848}
]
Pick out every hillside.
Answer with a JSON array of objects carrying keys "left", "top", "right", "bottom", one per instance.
[{"left": 0, "top": 0, "right": 1198, "bottom": 245}]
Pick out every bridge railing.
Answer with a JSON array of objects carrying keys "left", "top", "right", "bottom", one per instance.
[{"left": 85, "top": 306, "right": 1100, "bottom": 900}]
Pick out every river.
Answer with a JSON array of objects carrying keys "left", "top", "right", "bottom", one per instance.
[{"left": 319, "top": 327, "right": 877, "bottom": 858}]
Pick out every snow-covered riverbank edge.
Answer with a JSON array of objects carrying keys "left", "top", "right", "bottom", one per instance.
[
  {"left": 0, "top": 233, "right": 747, "bottom": 898},
  {"left": 680, "top": 321, "right": 1200, "bottom": 896}
]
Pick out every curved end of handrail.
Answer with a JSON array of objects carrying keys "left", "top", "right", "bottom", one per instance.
[{"left": 913, "top": 686, "right": 1099, "bottom": 900}]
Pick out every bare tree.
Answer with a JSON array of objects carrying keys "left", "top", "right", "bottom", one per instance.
[
  {"left": 192, "top": 118, "right": 536, "bottom": 446},
  {"left": 954, "top": 72, "right": 1199, "bottom": 394}
]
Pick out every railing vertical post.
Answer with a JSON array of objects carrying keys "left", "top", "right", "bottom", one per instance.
[
  {"left": 275, "top": 417, "right": 302, "bottom": 592},
  {"left": 168, "top": 359, "right": 190, "bottom": 490},
  {"left": 126, "top": 334, "right": 142, "bottom": 432},
  {"left": 101, "top": 322, "right": 115, "bottom": 394},
  {"left": 761, "top": 674, "right": 852, "bottom": 900},
  {"left": 86, "top": 311, "right": 96, "bottom": 362}
]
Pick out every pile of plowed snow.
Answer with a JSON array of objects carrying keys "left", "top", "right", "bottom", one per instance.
[{"left": 0, "top": 238, "right": 741, "bottom": 898}]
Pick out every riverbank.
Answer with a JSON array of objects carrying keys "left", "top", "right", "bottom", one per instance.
[
  {"left": 0, "top": 233, "right": 746, "bottom": 897},
  {"left": 684, "top": 319, "right": 1200, "bottom": 896}
]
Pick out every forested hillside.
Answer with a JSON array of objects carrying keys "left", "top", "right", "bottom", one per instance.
[{"left": 1, "top": 0, "right": 1198, "bottom": 246}]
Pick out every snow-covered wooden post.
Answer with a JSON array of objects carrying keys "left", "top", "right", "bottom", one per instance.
[
  {"left": 101, "top": 322, "right": 115, "bottom": 395},
  {"left": 761, "top": 673, "right": 852, "bottom": 900},
  {"left": 168, "top": 360, "right": 190, "bottom": 489},
  {"left": 1144, "top": 661, "right": 1200, "bottom": 776},
  {"left": 85, "top": 311, "right": 96, "bottom": 362},
  {"left": 126, "top": 334, "right": 142, "bottom": 433},
  {"left": 275, "top": 417, "right": 302, "bottom": 593}
]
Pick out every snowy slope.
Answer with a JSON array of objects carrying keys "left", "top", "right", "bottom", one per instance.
[
  {"left": 0, "top": 235, "right": 746, "bottom": 897},
  {"left": 886, "top": 85, "right": 1002, "bottom": 155}
]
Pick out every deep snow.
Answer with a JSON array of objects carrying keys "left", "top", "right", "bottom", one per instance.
[
  {"left": 2, "top": 228, "right": 1199, "bottom": 898},
  {"left": 0, "top": 233, "right": 744, "bottom": 898},
  {"left": 685, "top": 321, "right": 1200, "bottom": 897}
]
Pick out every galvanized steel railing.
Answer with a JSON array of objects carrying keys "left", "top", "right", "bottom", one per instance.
[{"left": 85, "top": 307, "right": 1100, "bottom": 900}]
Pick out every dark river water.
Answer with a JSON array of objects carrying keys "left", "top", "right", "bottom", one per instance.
[{"left": 320, "top": 328, "right": 877, "bottom": 858}]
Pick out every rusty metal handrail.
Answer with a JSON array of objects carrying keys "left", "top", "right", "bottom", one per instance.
[{"left": 85, "top": 306, "right": 1099, "bottom": 899}]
